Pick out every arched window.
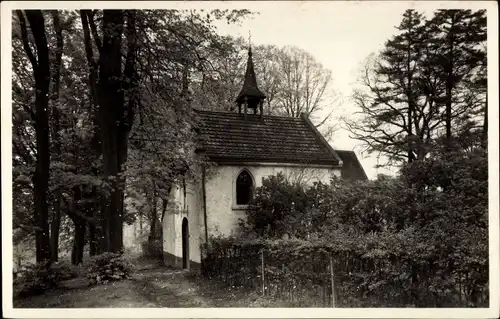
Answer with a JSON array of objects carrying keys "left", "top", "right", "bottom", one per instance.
[{"left": 236, "top": 170, "right": 254, "bottom": 205}]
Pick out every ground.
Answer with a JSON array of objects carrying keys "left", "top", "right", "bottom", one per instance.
[{"left": 13, "top": 259, "right": 276, "bottom": 308}]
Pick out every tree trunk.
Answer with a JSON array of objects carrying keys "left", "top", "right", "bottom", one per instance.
[
  {"left": 80, "top": 10, "right": 99, "bottom": 110},
  {"left": 50, "top": 198, "right": 61, "bottom": 262},
  {"left": 89, "top": 222, "right": 98, "bottom": 256},
  {"left": 115, "top": 9, "right": 139, "bottom": 251},
  {"left": 88, "top": 186, "right": 99, "bottom": 256},
  {"left": 80, "top": 10, "right": 104, "bottom": 253},
  {"left": 17, "top": 10, "right": 52, "bottom": 263},
  {"left": 71, "top": 217, "right": 87, "bottom": 265},
  {"left": 407, "top": 93, "right": 413, "bottom": 162},
  {"left": 149, "top": 214, "right": 157, "bottom": 242},
  {"left": 406, "top": 21, "right": 414, "bottom": 163},
  {"left": 67, "top": 187, "right": 87, "bottom": 265},
  {"left": 97, "top": 10, "right": 125, "bottom": 253},
  {"left": 49, "top": 10, "right": 64, "bottom": 263},
  {"left": 81, "top": 9, "right": 138, "bottom": 254},
  {"left": 445, "top": 15, "right": 456, "bottom": 143},
  {"left": 160, "top": 194, "right": 169, "bottom": 224},
  {"left": 159, "top": 196, "right": 169, "bottom": 259},
  {"left": 481, "top": 94, "right": 488, "bottom": 149},
  {"left": 149, "top": 182, "right": 158, "bottom": 242}
]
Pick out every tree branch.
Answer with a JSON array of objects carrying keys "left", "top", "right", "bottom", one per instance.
[
  {"left": 87, "top": 10, "right": 103, "bottom": 53},
  {"left": 16, "top": 10, "right": 38, "bottom": 69}
]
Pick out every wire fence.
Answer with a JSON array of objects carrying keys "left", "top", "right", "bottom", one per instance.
[{"left": 200, "top": 240, "right": 489, "bottom": 307}]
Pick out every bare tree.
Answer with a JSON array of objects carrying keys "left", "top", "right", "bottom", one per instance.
[
  {"left": 265, "top": 46, "right": 338, "bottom": 140},
  {"left": 194, "top": 40, "right": 339, "bottom": 138},
  {"left": 274, "top": 46, "right": 333, "bottom": 117}
]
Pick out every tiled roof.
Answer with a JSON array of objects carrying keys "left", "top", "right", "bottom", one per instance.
[
  {"left": 194, "top": 110, "right": 341, "bottom": 166},
  {"left": 335, "top": 150, "right": 368, "bottom": 181}
]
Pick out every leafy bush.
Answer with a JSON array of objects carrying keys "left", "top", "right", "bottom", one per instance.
[
  {"left": 50, "top": 260, "right": 80, "bottom": 280},
  {"left": 84, "top": 252, "right": 134, "bottom": 285},
  {"left": 216, "top": 149, "right": 488, "bottom": 307},
  {"left": 242, "top": 173, "right": 314, "bottom": 239},
  {"left": 13, "top": 260, "right": 79, "bottom": 298},
  {"left": 141, "top": 238, "right": 163, "bottom": 259}
]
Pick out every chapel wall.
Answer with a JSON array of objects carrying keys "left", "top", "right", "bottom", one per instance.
[
  {"left": 162, "top": 177, "right": 203, "bottom": 268},
  {"left": 204, "top": 164, "right": 340, "bottom": 237}
]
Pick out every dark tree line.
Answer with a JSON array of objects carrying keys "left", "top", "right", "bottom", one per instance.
[
  {"left": 12, "top": 9, "right": 252, "bottom": 264},
  {"left": 346, "top": 9, "right": 487, "bottom": 166},
  {"left": 13, "top": 8, "right": 340, "bottom": 265}
]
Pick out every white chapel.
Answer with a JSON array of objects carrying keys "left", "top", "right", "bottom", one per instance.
[{"left": 162, "top": 47, "right": 367, "bottom": 269}]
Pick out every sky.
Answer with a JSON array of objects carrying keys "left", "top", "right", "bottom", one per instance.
[{"left": 210, "top": 1, "right": 479, "bottom": 179}]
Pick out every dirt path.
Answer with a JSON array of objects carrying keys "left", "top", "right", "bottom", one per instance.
[
  {"left": 14, "top": 261, "right": 216, "bottom": 308},
  {"left": 14, "top": 258, "right": 275, "bottom": 308},
  {"left": 128, "top": 264, "right": 214, "bottom": 307}
]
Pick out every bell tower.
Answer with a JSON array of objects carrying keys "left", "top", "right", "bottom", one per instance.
[{"left": 235, "top": 40, "right": 266, "bottom": 118}]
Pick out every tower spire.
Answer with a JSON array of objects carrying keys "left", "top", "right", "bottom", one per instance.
[{"left": 236, "top": 32, "right": 266, "bottom": 116}]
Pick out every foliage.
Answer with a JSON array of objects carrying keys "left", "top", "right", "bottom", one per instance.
[
  {"left": 241, "top": 173, "right": 314, "bottom": 238},
  {"left": 223, "top": 148, "right": 488, "bottom": 307},
  {"left": 140, "top": 239, "right": 163, "bottom": 259},
  {"left": 84, "top": 253, "right": 134, "bottom": 285},
  {"left": 13, "top": 260, "right": 79, "bottom": 298},
  {"left": 12, "top": 8, "right": 255, "bottom": 262}
]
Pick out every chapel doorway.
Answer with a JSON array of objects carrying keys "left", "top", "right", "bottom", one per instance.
[{"left": 182, "top": 217, "right": 189, "bottom": 269}]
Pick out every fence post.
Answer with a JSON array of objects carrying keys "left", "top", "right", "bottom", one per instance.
[
  {"left": 261, "top": 249, "right": 265, "bottom": 296},
  {"left": 330, "top": 255, "right": 336, "bottom": 307}
]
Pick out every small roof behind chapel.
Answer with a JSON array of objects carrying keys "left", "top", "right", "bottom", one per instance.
[{"left": 335, "top": 150, "right": 368, "bottom": 180}]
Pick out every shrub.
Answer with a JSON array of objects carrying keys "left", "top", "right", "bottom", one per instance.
[
  {"left": 50, "top": 260, "right": 80, "bottom": 280},
  {"left": 140, "top": 238, "right": 163, "bottom": 259},
  {"left": 242, "top": 173, "right": 314, "bottom": 239},
  {"left": 213, "top": 149, "right": 488, "bottom": 307},
  {"left": 13, "top": 260, "right": 79, "bottom": 298},
  {"left": 84, "top": 252, "right": 134, "bottom": 285}
]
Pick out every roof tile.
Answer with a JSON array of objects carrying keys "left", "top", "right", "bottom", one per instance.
[{"left": 195, "top": 110, "right": 339, "bottom": 166}]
